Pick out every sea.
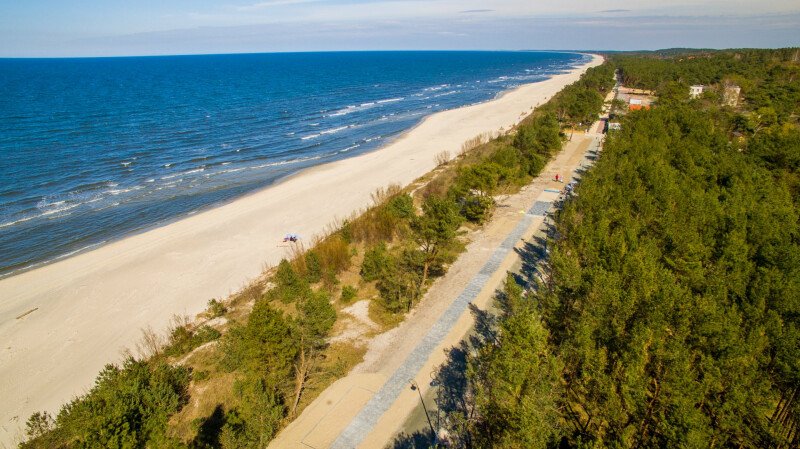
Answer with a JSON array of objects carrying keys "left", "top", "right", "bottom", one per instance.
[{"left": 0, "top": 51, "right": 586, "bottom": 277}]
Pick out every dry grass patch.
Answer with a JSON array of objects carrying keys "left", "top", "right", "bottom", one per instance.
[
  {"left": 294, "top": 341, "right": 367, "bottom": 413},
  {"left": 368, "top": 298, "right": 406, "bottom": 331}
]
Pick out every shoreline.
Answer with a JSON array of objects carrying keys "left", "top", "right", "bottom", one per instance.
[
  {"left": 0, "top": 54, "right": 602, "bottom": 447},
  {"left": 0, "top": 63, "right": 572, "bottom": 281}
]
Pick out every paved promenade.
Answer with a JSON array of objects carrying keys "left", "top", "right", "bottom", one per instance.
[{"left": 269, "top": 129, "right": 604, "bottom": 449}]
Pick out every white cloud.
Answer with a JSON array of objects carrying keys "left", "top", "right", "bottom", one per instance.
[
  {"left": 236, "top": 0, "right": 322, "bottom": 12},
  {"left": 2, "top": 0, "right": 800, "bottom": 56}
]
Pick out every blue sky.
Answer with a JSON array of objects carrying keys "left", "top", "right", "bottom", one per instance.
[{"left": 1, "top": 0, "right": 799, "bottom": 57}]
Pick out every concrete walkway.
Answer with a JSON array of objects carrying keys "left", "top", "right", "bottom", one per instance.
[{"left": 269, "top": 130, "right": 604, "bottom": 449}]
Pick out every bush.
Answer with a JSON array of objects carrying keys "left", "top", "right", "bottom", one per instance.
[
  {"left": 163, "top": 325, "right": 221, "bottom": 357},
  {"left": 435, "top": 150, "right": 451, "bottom": 166},
  {"left": 361, "top": 243, "right": 390, "bottom": 282},
  {"left": 452, "top": 162, "right": 503, "bottom": 197},
  {"left": 22, "top": 359, "right": 190, "bottom": 448},
  {"left": 305, "top": 250, "right": 323, "bottom": 283},
  {"left": 371, "top": 249, "right": 435, "bottom": 314},
  {"left": 525, "top": 152, "right": 547, "bottom": 177},
  {"left": 316, "top": 234, "right": 351, "bottom": 276},
  {"left": 459, "top": 194, "right": 495, "bottom": 223},
  {"left": 207, "top": 298, "right": 227, "bottom": 318},
  {"left": 514, "top": 112, "right": 561, "bottom": 156},
  {"left": 385, "top": 193, "right": 415, "bottom": 219},
  {"left": 376, "top": 259, "right": 419, "bottom": 314},
  {"left": 299, "top": 291, "right": 337, "bottom": 346},
  {"left": 340, "top": 285, "right": 358, "bottom": 302},
  {"left": 349, "top": 194, "right": 413, "bottom": 244},
  {"left": 271, "top": 259, "right": 310, "bottom": 302},
  {"left": 220, "top": 375, "right": 285, "bottom": 448},
  {"left": 220, "top": 300, "right": 299, "bottom": 374}
]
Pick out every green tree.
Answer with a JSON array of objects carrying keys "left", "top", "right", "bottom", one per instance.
[
  {"left": 220, "top": 375, "right": 285, "bottom": 449},
  {"left": 470, "top": 275, "right": 563, "bottom": 449},
  {"left": 411, "top": 196, "right": 463, "bottom": 288},
  {"left": 22, "top": 359, "right": 190, "bottom": 448},
  {"left": 360, "top": 242, "right": 390, "bottom": 282}
]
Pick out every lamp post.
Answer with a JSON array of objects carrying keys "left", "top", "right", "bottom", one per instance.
[{"left": 409, "top": 379, "right": 436, "bottom": 439}]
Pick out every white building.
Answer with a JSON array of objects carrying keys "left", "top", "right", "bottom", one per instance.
[
  {"left": 690, "top": 85, "right": 705, "bottom": 99},
  {"left": 723, "top": 84, "right": 741, "bottom": 107}
]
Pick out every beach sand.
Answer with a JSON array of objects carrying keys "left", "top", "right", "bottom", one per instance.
[{"left": 0, "top": 54, "right": 601, "bottom": 446}]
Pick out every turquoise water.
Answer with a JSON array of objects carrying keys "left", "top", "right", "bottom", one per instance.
[{"left": 0, "top": 51, "right": 585, "bottom": 276}]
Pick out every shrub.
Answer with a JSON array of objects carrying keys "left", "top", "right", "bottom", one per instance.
[
  {"left": 361, "top": 243, "right": 390, "bottom": 282},
  {"left": 370, "top": 184, "right": 403, "bottom": 205},
  {"left": 305, "top": 250, "right": 322, "bottom": 283},
  {"left": 435, "top": 150, "right": 451, "bottom": 166},
  {"left": 163, "top": 325, "right": 221, "bottom": 357},
  {"left": 459, "top": 194, "right": 495, "bottom": 223},
  {"left": 349, "top": 194, "right": 413, "bottom": 244},
  {"left": 386, "top": 193, "right": 415, "bottom": 219},
  {"left": 376, "top": 260, "right": 419, "bottom": 314},
  {"left": 299, "top": 291, "right": 337, "bottom": 346},
  {"left": 514, "top": 112, "right": 561, "bottom": 156},
  {"left": 207, "top": 298, "right": 227, "bottom": 318},
  {"left": 220, "top": 300, "right": 298, "bottom": 374},
  {"left": 220, "top": 375, "right": 285, "bottom": 448},
  {"left": 340, "top": 285, "right": 358, "bottom": 302},
  {"left": 316, "top": 234, "right": 351, "bottom": 275},
  {"left": 272, "top": 259, "right": 309, "bottom": 302},
  {"left": 22, "top": 359, "right": 190, "bottom": 448},
  {"left": 525, "top": 152, "right": 547, "bottom": 177}
]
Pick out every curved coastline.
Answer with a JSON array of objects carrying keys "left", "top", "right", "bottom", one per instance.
[{"left": 0, "top": 53, "right": 602, "bottom": 446}]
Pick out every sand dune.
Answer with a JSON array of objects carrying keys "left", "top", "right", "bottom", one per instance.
[{"left": 0, "top": 54, "right": 601, "bottom": 447}]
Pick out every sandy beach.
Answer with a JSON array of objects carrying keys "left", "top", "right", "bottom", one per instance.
[{"left": 0, "top": 54, "right": 601, "bottom": 447}]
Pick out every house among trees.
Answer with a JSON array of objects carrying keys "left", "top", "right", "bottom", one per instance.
[
  {"left": 723, "top": 83, "right": 741, "bottom": 107},
  {"left": 616, "top": 86, "right": 654, "bottom": 111},
  {"left": 689, "top": 84, "right": 705, "bottom": 98}
]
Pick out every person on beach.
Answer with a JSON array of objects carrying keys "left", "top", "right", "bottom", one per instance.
[{"left": 555, "top": 173, "right": 560, "bottom": 182}]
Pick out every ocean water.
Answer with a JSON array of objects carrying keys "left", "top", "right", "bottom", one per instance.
[{"left": 0, "top": 51, "right": 585, "bottom": 276}]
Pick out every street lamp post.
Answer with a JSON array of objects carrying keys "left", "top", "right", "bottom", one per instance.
[{"left": 409, "top": 379, "right": 436, "bottom": 439}]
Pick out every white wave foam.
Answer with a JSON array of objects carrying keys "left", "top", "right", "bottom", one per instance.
[
  {"left": 249, "top": 154, "right": 324, "bottom": 171},
  {"left": 377, "top": 97, "right": 404, "bottom": 104},
  {"left": 326, "top": 101, "right": 378, "bottom": 117},
  {"left": 0, "top": 215, "right": 37, "bottom": 229},
  {"left": 423, "top": 84, "right": 450, "bottom": 92},
  {"left": 432, "top": 90, "right": 459, "bottom": 98},
  {"left": 341, "top": 144, "right": 360, "bottom": 152},
  {"left": 320, "top": 125, "right": 348, "bottom": 136},
  {"left": 0, "top": 240, "right": 109, "bottom": 279}
]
